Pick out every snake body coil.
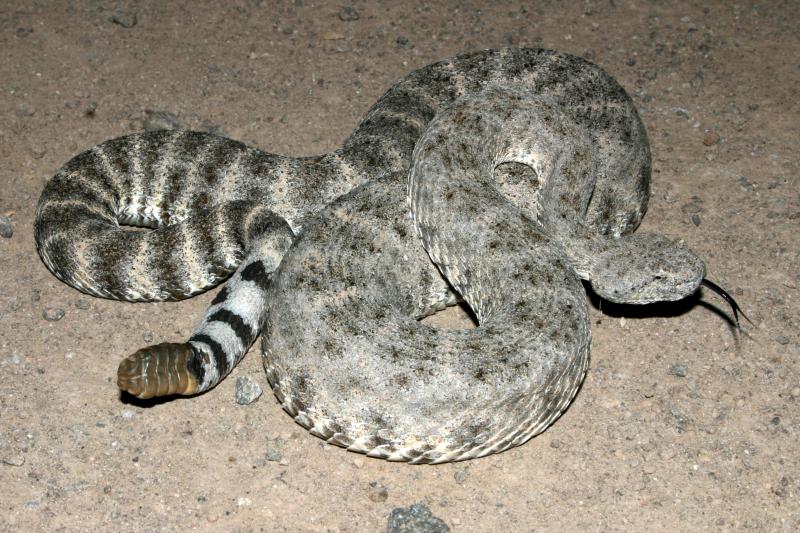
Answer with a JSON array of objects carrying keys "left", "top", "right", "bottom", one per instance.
[{"left": 35, "top": 48, "right": 724, "bottom": 462}]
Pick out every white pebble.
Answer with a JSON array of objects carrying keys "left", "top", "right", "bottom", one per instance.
[{"left": 237, "top": 497, "right": 252, "bottom": 507}]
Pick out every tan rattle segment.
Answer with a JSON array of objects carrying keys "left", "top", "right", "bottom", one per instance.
[{"left": 117, "top": 343, "right": 199, "bottom": 399}]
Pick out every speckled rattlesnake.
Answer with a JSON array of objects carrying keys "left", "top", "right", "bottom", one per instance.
[{"left": 34, "top": 48, "right": 742, "bottom": 463}]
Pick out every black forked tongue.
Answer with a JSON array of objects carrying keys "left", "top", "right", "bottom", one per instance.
[{"left": 701, "top": 278, "right": 752, "bottom": 328}]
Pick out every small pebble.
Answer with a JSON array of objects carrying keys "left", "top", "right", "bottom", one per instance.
[
  {"left": 736, "top": 175, "right": 755, "bottom": 191},
  {"left": 689, "top": 70, "right": 704, "bottom": 89},
  {"left": 775, "top": 335, "right": 790, "bottom": 345},
  {"left": 0, "top": 215, "right": 13, "bottom": 238},
  {"left": 702, "top": 131, "right": 720, "bottom": 146},
  {"left": 642, "top": 384, "right": 656, "bottom": 398},
  {"left": 265, "top": 449, "right": 282, "bottom": 462},
  {"left": 670, "top": 364, "right": 688, "bottom": 377},
  {"left": 396, "top": 35, "right": 411, "bottom": 48},
  {"left": 453, "top": 469, "right": 468, "bottom": 484},
  {"left": 236, "top": 497, "right": 252, "bottom": 507},
  {"left": 28, "top": 144, "right": 47, "bottom": 158},
  {"left": 772, "top": 476, "right": 790, "bottom": 498},
  {"left": 110, "top": 8, "right": 138, "bottom": 28},
  {"left": 15, "top": 107, "right": 35, "bottom": 118},
  {"left": 74, "top": 298, "right": 90, "bottom": 310},
  {"left": 691, "top": 214, "right": 701, "bottom": 226},
  {"left": 234, "top": 375, "right": 263, "bottom": 405},
  {"left": 669, "top": 406, "right": 691, "bottom": 427},
  {"left": 142, "top": 331, "right": 154, "bottom": 343},
  {"left": 790, "top": 387, "right": 800, "bottom": 398},
  {"left": 767, "top": 177, "right": 785, "bottom": 190},
  {"left": 337, "top": 6, "right": 360, "bottom": 21},
  {"left": 368, "top": 482, "right": 389, "bottom": 503},
  {"left": 323, "top": 30, "right": 345, "bottom": 40},
  {"left": 2, "top": 455, "right": 25, "bottom": 466},
  {"left": 387, "top": 503, "right": 449, "bottom": 533},
  {"left": 42, "top": 307, "right": 65, "bottom": 321},
  {"left": 681, "top": 196, "right": 704, "bottom": 215},
  {"left": 84, "top": 102, "right": 97, "bottom": 118},
  {"left": 673, "top": 107, "right": 690, "bottom": 119}
]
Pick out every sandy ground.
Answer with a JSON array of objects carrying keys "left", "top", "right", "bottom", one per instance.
[{"left": 1, "top": 1, "right": 799, "bottom": 531}]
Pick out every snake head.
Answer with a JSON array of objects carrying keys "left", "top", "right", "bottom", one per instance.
[
  {"left": 586, "top": 233, "right": 750, "bottom": 327},
  {"left": 587, "top": 232, "right": 706, "bottom": 305}
]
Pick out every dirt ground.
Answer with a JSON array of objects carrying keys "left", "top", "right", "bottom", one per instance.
[{"left": 1, "top": 0, "right": 798, "bottom": 531}]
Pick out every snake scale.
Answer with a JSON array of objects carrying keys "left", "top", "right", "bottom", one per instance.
[{"left": 34, "top": 48, "right": 743, "bottom": 463}]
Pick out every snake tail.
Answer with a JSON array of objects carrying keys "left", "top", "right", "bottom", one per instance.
[{"left": 117, "top": 343, "right": 200, "bottom": 399}]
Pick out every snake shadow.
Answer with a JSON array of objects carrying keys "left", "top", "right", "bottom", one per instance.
[
  {"left": 581, "top": 281, "right": 742, "bottom": 333},
  {"left": 118, "top": 390, "right": 195, "bottom": 406}
]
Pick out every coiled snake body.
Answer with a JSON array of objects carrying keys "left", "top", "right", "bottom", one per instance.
[{"left": 35, "top": 48, "right": 737, "bottom": 463}]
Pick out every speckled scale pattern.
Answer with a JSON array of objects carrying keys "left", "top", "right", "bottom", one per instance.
[
  {"left": 263, "top": 171, "right": 591, "bottom": 463},
  {"left": 35, "top": 48, "right": 651, "bottom": 302},
  {"left": 34, "top": 48, "right": 708, "bottom": 459}
]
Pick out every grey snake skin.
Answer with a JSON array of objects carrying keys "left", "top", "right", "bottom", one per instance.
[{"left": 35, "top": 48, "right": 735, "bottom": 463}]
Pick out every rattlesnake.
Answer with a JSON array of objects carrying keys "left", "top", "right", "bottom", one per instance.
[{"left": 34, "top": 48, "right": 743, "bottom": 463}]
